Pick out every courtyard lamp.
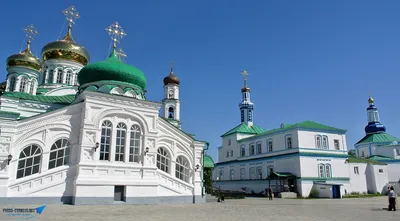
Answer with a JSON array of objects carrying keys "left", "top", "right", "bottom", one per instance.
[
  {"left": 7, "top": 154, "right": 12, "bottom": 165},
  {"left": 94, "top": 142, "right": 99, "bottom": 151}
]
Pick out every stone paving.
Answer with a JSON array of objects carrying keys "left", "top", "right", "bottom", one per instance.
[{"left": 0, "top": 196, "right": 398, "bottom": 221}]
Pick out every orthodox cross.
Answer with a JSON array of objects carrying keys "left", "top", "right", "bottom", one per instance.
[
  {"left": 241, "top": 70, "right": 249, "bottom": 87},
  {"left": 105, "top": 22, "right": 127, "bottom": 49},
  {"left": 62, "top": 5, "right": 80, "bottom": 26},
  {"left": 23, "top": 24, "right": 38, "bottom": 42},
  {"left": 170, "top": 60, "right": 174, "bottom": 72},
  {"left": 115, "top": 48, "right": 127, "bottom": 61}
]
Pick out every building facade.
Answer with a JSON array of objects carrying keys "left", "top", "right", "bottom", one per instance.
[
  {"left": 0, "top": 7, "right": 207, "bottom": 205},
  {"left": 354, "top": 96, "right": 400, "bottom": 185},
  {"left": 213, "top": 72, "right": 351, "bottom": 198}
]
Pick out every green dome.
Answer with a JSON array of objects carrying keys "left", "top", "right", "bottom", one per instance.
[
  {"left": 203, "top": 155, "right": 215, "bottom": 168},
  {"left": 78, "top": 50, "right": 146, "bottom": 89}
]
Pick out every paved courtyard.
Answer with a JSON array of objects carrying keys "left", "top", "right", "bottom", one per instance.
[{"left": 0, "top": 197, "right": 398, "bottom": 221}]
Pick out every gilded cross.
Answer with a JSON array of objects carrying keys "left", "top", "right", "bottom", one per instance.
[
  {"left": 170, "top": 60, "right": 174, "bottom": 72},
  {"left": 105, "top": 22, "right": 127, "bottom": 48},
  {"left": 62, "top": 5, "right": 80, "bottom": 26},
  {"left": 241, "top": 70, "right": 249, "bottom": 87},
  {"left": 23, "top": 24, "right": 38, "bottom": 41}
]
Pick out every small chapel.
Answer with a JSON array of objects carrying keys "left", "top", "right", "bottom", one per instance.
[{"left": 0, "top": 6, "right": 209, "bottom": 205}]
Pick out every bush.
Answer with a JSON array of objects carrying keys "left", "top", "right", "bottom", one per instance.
[{"left": 309, "top": 189, "right": 319, "bottom": 198}]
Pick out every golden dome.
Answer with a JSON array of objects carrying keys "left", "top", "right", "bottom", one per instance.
[
  {"left": 41, "top": 25, "right": 89, "bottom": 65},
  {"left": 6, "top": 41, "right": 42, "bottom": 71},
  {"left": 368, "top": 96, "right": 374, "bottom": 104},
  {"left": 241, "top": 87, "right": 250, "bottom": 92}
]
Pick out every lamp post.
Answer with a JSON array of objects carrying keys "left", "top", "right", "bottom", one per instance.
[{"left": 7, "top": 154, "right": 12, "bottom": 165}]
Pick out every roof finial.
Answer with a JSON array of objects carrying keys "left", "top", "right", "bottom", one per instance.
[
  {"left": 241, "top": 70, "right": 249, "bottom": 88},
  {"left": 22, "top": 24, "right": 38, "bottom": 53},
  {"left": 106, "top": 21, "right": 127, "bottom": 57},
  {"left": 368, "top": 93, "right": 374, "bottom": 104},
  {"left": 63, "top": 5, "right": 80, "bottom": 27},
  {"left": 170, "top": 60, "right": 174, "bottom": 73}
]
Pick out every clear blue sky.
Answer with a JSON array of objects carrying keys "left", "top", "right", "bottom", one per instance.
[{"left": 1, "top": 0, "right": 400, "bottom": 162}]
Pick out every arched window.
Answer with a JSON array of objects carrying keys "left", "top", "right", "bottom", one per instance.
[
  {"left": 129, "top": 125, "right": 141, "bottom": 163},
  {"left": 157, "top": 147, "right": 170, "bottom": 173},
  {"left": 240, "top": 145, "right": 245, "bottom": 157},
  {"left": 257, "top": 167, "right": 262, "bottom": 179},
  {"left": 56, "top": 69, "right": 63, "bottom": 83},
  {"left": 267, "top": 139, "right": 273, "bottom": 152},
  {"left": 256, "top": 142, "right": 262, "bottom": 154},
  {"left": 249, "top": 143, "right": 255, "bottom": 155},
  {"left": 219, "top": 170, "right": 224, "bottom": 181},
  {"left": 74, "top": 74, "right": 78, "bottom": 85},
  {"left": 286, "top": 136, "right": 292, "bottom": 149},
  {"left": 42, "top": 68, "right": 47, "bottom": 84},
  {"left": 29, "top": 80, "right": 36, "bottom": 94},
  {"left": 8, "top": 76, "right": 16, "bottom": 91},
  {"left": 325, "top": 164, "right": 331, "bottom": 178},
  {"left": 100, "top": 121, "right": 112, "bottom": 161},
  {"left": 115, "top": 123, "right": 126, "bottom": 162},
  {"left": 318, "top": 164, "right": 325, "bottom": 178},
  {"left": 48, "top": 70, "right": 54, "bottom": 83},
  {"left": 322, "top": 136, "right": 328, "bottom": 149},
  {"left": 249, "top": 167, "right": 255, "bottom": 179},
  {"left": 168, "top": 107, "right": 174, "bottom": 119},
  {"left": 49, "top": 138, "right": 70, "bottom": 169},
  {"left": 315, "top": 135, "right": 322, "bottom": 149},
  {"left": 175, "top": 156, "right": 190, "bottom": 183},
  {"left": 65, "top": 70, "right": 72, "bottom": 85},
  {"left": 19, "top": 77, "right": 27, "bottom": 92},
  {"left": 230, "top": 169, "right": 235, "bottom": 180},
  {"left": 240, "top": 168, "right": 245, "bottom": 180},
  {"left": 17, "top": 145, "right": 42, "bottom": 179},
  {"left": 267, "top": 166, "right": 274, "bottom": 177}
]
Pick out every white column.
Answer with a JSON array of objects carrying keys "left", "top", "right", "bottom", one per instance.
[
  {"left": 109, "top": 125, "right": 116, "bottom": 162},
  {"left": 15, "top": 78, "right": 21, "bottom": 92},
  {"left": 26, "top": 80, "right": 32, "bottom": 94},
  {"left": 124, "top": 128, "right": 131, "bottom": 163}
]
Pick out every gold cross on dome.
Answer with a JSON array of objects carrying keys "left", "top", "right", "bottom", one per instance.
[
  {"left": 62, "top": 5, "right": 80, "bottom": 26},
  {"left": 23, "top": 24, "right": 38, "bottom": 41},
  {"left": 170, "top": 60, "right": 174, "bottom": 72},
  {"left": 241, "top": 70, "right": 249, "bottom": 87},
  {"left": 106, "top": 21, "right": 127, "bottom": 48}
]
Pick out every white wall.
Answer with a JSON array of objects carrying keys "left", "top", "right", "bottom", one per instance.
[
  {"left": 347, "top": 163, "right": 368, "bottom": 194},
  {"left": 299, "top": 157, "right": 349, "bottom": 178},
  {"left": 386, "top": 163, "right": 400, "bottom": 182},
  {"left": 297, "top": 131, "right": 347, "bottom": 151}
]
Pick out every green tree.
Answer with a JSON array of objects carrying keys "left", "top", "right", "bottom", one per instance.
[{"left": 348, "top": 149, "right": 356, "bottom": 156}]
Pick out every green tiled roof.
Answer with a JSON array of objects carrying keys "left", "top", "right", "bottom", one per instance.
[
  {"left": 355, "top": 132, "right": 400, "bottom": 145},
  {"left": 0, "top": 110, "right": 20, "bottom": 116},
  {"left": 203, "top": 155, "right": 215, "bottom": 168},
  {"left": 221, "top": 123, "right": 265, "bottom": 137},
  {"left": 368, "top": 155, "right": 397, "bottom": 161},
  {"left": 239, "top": 120, "right": 346, "bottom": 141},
  {"left": 1, "top": 92, "right": 75, "bottom": 104},
  {"left": 348, "top": 156, "right": 386, "bottom": 165}
]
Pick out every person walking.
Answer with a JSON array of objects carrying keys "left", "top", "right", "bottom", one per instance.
[
  {"left": 388, "top": 186, "right": 396, "bottom": 211},
  {"left": 268, "top": 187, "right": 273, "bottom": 200}
]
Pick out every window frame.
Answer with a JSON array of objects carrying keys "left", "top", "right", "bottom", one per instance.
[
  {"left": 256, "top": 142, "right": 262, "bottom": 154},
  {"left": 9, "top": 76, "right": 16, "bottom": 91},
  {"left": 285, "top": 135, "right": 292, "bottom": 149},
  {"left": 115, "top": 123, "right": 127, "bottom": 162},
  {"left": 249, "top": 143, "right": 255, "bottom": 155},
  {"left": 322, "top": 136, "right": 328, "bottom": 149},
  {"left": 240, "top": 168, "right": 245, "bottom": 180},
  {"left": 48, "top": 138, "right": 70, "bottom": 170},
  {"left": 334, "top": 139, "right": 340, "bottom": 150},
  {"left": 267, "top": 139, "right": 273, "bottom": 152},
  {"left": 17, "top": 144, "right": 42, "bottom": 179},
  {"left": 354, "top": 166, "right": 359, "bottom": 175},
  {"left": 19, "top": 77, "right": 28, "bottom": 92},
  {"left": 230, "top": 169, "right": 235, "bottom": 180},
  {"left": 175, "top": 156, "right": 190, "bottom": 183},
  {"left": 219, "top": 170, "right": 224, "bottom": 181},
  {"left": 129, "top": 124, "right": 141, "bottom": 163},
  {"left": 267, "top": 166, "right": 274, "bottom": 177},
  {"left": 157, "top": 147, "right": 170, "bottom": 173},
  {"left": 240, "top": 145, "right": 245, "bottom": 157},
  {"left": 256, "top": 167, "right": 262, "bottom": 179},
  {"left": 100, "top": 120, "right": 112, "bottom": 161}
]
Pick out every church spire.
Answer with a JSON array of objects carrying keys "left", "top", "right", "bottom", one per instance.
[
  {"left": 365, "top": 95, "right": 386, "bottom": 134},
  {"left": 239, "top": 70, "right": 254, "bottom": 126}
]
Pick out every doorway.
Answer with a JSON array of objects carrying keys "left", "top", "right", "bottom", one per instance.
[
  {"left": 114, "top": 186, "right": 125, "bottom": 202},
  {"left": 332, "top": 185, "right": 341, "bottom": 199}
]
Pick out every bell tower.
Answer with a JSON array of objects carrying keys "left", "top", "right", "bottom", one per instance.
[
  {"left": 162, "top": 62, "right": 181, "bottom": 128},
  {"left": 239, "top": 70, "right": 254, "bottom": 126}
]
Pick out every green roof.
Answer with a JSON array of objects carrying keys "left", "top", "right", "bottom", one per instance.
[
  {"left": 368, "top": 155, "right": 397, "bottom": 161},
  {"left": 203, "top": 155, "right": 215, "bottom": 168},
  {"left": 347, "top": 156, "right": 386, "bottom": 165},
  {"left": 78, "top": 50, "right": 146, "bottom": 90},
  {"left": 0, "top": 110, "right": 20, "bottom": 116},
  {"left": 355, "top": 133, "right": 400, "bottom": 145},
  {"left": 1, "top": 92, "right": 75, "bottom": 104},
  {"left": 239, "top": 120, "right": 346, "bottom": 141},
  {"left": 221, "top": 123, "right": 265, "bottom": 137},
  {"left": 270, "top": 172, "right": 295, "bottom": 177}
]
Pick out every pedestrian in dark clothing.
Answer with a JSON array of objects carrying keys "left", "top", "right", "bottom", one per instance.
[
  {"left": 388, "top": 186, "right": 396, "bottom": 211},
  {"left": 268, "top": 187, "right": 273, "bottom": 200}
]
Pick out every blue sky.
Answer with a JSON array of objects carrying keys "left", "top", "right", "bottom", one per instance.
[{"left": 1, "top": 0, "right": 400, "bottom": 162}]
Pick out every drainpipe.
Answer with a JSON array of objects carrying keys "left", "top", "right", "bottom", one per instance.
[{"left": 202, "top": 142, "right": 210, "bottom": 198}]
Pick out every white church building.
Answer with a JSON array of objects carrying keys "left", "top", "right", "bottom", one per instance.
[
  {"left": 0, "top": 6, "right": 208, "bottom": 205},
  {"left": 212, "top": 72, "right": 391, "bottom": 198}
]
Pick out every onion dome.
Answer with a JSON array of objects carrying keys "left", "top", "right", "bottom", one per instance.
[
  {"left": 368, "top": 96, "right": 374, "bottom": 104},
  {"left": 78, "top": 49, "right": 146, "bottom": 90},
  {"left": 6, "top": 41, "right": 42, "bottom": 71},
  {"left": 163, "top": 68, "right": 180, "bottom": 85},
  {"left": 241, "top": 87, "right": 250, "bottom": 92},
  {"left": 41, "top": 25, "right": 89, "bottom": 65}
]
